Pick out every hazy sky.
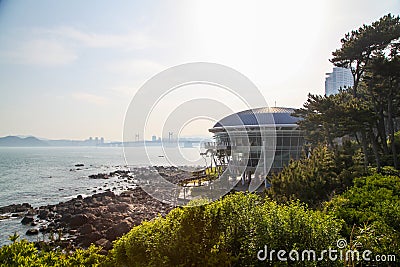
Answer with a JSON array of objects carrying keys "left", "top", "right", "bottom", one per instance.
[{"left": 0, "top": 0, "right": 399, "bottom": 141}]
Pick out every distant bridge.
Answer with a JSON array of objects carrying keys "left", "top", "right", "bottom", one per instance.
[{"left": 100, "top": 140, "right": 202, "bottom": 147}]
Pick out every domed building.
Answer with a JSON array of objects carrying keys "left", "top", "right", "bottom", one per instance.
[{"left": 205, "top": 107, "right": 304, "bottom": 189}]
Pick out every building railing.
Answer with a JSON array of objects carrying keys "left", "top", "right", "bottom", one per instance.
[{"left": 203, "top": 142, "right": 230, "bottom": 150}]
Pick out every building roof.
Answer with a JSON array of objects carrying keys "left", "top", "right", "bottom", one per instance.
[{"left": 212, "top": 107, "right": 301, "bottom": 129}]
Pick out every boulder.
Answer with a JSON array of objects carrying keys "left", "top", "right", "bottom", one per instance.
[
  {"left": 89, "top": 173, "right": 109, "bottom": 179},
  {"left": 66, "top": 214, "right": 89, "bottom": 228},
  {"left": 94, "top": 218, "right": 113, "bottom": 231},
  {"left": 104, "top": 220, "right": 132, "bottom": 241},
  {"left": 92, "top": 191, "right": 115, "bottom": 199},
  {"left": 79, "top": 224, "right": 95, "bottom": 235},
  {"left": 21, "top": 215, "right": 34, "bottom": 225},
  {"left": 0, "top": 203, "right": 32, "bottom": 214},
  {"left": 38, "top": 209, "right": 49, "bottom": 220},
  {"left": 68, "top": 229, "right": 78, "bottom": 235},
  {"left": 95, "top": 238, "right": 112, "bottom": 250},
  {"left": 80, "top": 231, "right": 102, "bottom": 247},
  {"left": 108, "top": 203, "right": 130, "bottom": 213},
  {"left": 26, "top": 228, "right": 39, "bottom": 235}
]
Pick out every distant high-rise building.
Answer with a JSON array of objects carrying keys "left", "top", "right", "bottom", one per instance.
[
  {"left": 87, "top": 137, "right": 94, "bottom": 145},
  {"left": 100, "top": 137, "right": 104, "bottom": 144},
  {"left": 325, "top": 67, "right": 354, "bottom": 96},
  {"left": 151, "top": 135, "right": 157, "bottom": 142}
]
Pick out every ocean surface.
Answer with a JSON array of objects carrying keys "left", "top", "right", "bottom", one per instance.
[{"left": 0, "top": 146, "right": 204, "bottom": 246}]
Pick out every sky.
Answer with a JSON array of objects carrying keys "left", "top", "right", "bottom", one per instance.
[{"left": 0, "top": 0, "right": 399, "bottom": 141}]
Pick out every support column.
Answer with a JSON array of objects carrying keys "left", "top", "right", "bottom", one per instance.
[{"left": 263, "top": 140, "right": 267, "bottom": 188}]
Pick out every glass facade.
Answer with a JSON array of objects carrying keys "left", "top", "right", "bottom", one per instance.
[{"left": 212, "top": 126, "right": 304, "bottom": 174}]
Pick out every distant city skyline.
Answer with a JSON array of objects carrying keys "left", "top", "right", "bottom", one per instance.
[
  {"left": 0, "top": 1, "right": 399, "bottom": 140},
  {"left": 0, "top": 133, "right": 209, "bottom": 142}
]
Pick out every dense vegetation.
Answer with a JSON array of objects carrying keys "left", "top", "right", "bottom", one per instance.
[
  {"left": 104, "top": 172, "right": 398, "bottom": 266},
  {"left": 2, "top": 171, "right": 398, "bottom": 266},
  {"left": 326, "top": 173, "right": 400, "bottom": 258},
  {"left": 0, "top": 238, "right": 105, "bottom": 267},
  {"left": 294, "top": 13, "right": 400, "bottom": 171},
  {"left": 267, "top": 144, "right": 365, "bottom": 207},
  {"left": 108, "top": 193, "right": 342, "bottom": 266},
  {"left": 1, "top": 13, "right": 399, "bottom": 267}
]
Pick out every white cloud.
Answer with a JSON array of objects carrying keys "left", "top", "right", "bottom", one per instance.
[
  {"left": 0, "top": 26, "right": 157, "bottom": 67},
  {"left": 110, "top": 85, "right": 138, "bottom": 96},
  {"left": 107, "top": 59, "right": 165, "bottom": 76},
  {"left": 72, "top": 92, "right": 108, "bottom": 105},
  {"left": 2, "top": 39, "right": 77, "bottom": 66},
  {"left": 39, "top": 26, "right": 154, "bottom": 50}
]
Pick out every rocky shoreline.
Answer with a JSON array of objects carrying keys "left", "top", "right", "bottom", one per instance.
[
  {"left": 1, "top": 188, "right": 173, "bottom": 253},
  {"left": 0, "top": 166, "right": 201, "bottom": 253}
]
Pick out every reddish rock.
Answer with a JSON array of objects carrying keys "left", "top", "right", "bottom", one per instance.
[
  {"left": 95, "top": 238, "right": 112, "bottom": 250},
  {"left": 79, "top": 223, "right": 96, "bottom": 235},
  {"left": 108, "top": 203, "right": 130, "bottom": 213},
  {"left": 67, "top": 214, "right": 89, "bottom": 228},
  {"left": 104, "top": 220, "right": 132, "bottom": 241},
  {"left": 80, "top": 231, "right": 102, "bottom": 247},
  {"left": 0, "top": 203, "right": 32, "bottom": 214}
]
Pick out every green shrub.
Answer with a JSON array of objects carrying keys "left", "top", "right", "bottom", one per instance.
[
  {"left": 0, "top": 236, "right": 105, "bottom": 267},
  {"left": 268, "top": 144, "right": 368, "bottom": 208},
  {"left": 325, "top": 174, "right": 400, "bottom": 263},
  {"left": 109, "top": 192, "right": 343, "bottom": 266}
]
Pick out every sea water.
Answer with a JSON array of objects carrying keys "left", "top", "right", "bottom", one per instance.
[{"left": 0, "top": 146, "right": 204, "bottom": 246}]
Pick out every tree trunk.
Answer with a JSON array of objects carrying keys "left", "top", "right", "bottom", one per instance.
[
  {"left": 387, "top": 86, "right": 399, "bottom": 169},
  {"left": 354, "top": 132, "right": 361, "bottom": 145},
  {"left": 369, "top": 83, "right": 388, "bottom": 156},
  {"left": 377, "top": 105, "right": 389, "bottom": 155},
  {"left": 359, "top": 130, "right": 369, "bottom": 171},
  {"left": 369, "top": 128, "right": 381, "bottom": 172}
]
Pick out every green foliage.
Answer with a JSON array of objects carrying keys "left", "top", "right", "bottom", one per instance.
[
  {"left": 0, "top": 238, "right": 105, "bottom": 267},
  {"left": 268, "top": 145, "right": 337, "bottom": 206},
  {"left": 369, "top": 165, "right": 400, "bottom": 176},
  {"left": 109, "top": 193, "right": 343, "bottom": 266},
  {"left": 294, "top": 92, "right": 375, "bottom": 148},
  {"left": 331, "top": 13, "right": 400, "bottom": 94},
  {"left": 325, "top": 174, "right": 400, "bottom": 260},
  {"left": 298, "top": 13, "right": 400, "bottom": 170},
  {"left": 3, "top": 173, "right": 399, "bottom": 266},
  {"left": 392, "top": 130, "right": 400, "bottom": 157},
  {"left": 267, "top": 145, "right": 364, "bottom": 207}
]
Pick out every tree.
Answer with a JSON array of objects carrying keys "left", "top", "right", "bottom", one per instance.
[
  {"left": 364, "top": 52, "right": 400, "bottom": 169},
  {"left": 331, "top": 13, "right": 400, "bottom": 96},
  {"left": 298, "top": 14, "right": 400, "bottom": 171},
  {"left": 294, "top": 92, "right": 376, "bottom": 169}
]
